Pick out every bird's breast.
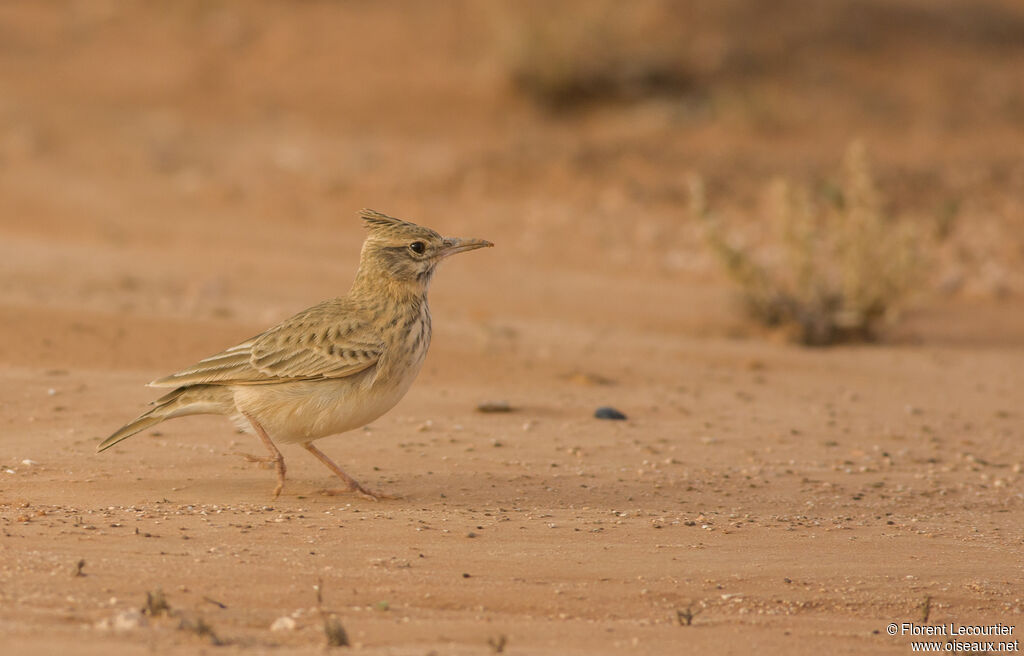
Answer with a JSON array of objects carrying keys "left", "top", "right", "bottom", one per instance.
[{"left": 232, "top": 301, "right": 432, "bottom": 444}]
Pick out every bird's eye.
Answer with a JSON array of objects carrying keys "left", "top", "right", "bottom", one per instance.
[{"left": 409, "top": 241, "right": 426, "bottom": 255}]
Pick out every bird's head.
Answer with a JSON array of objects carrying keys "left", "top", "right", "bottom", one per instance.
[{"left": 354, "top": 209, "right": 492, "bottom": 294}]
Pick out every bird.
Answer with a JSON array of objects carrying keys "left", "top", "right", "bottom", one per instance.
[{"left": 98, "top": 209, "right": 492, "bottom": 500}]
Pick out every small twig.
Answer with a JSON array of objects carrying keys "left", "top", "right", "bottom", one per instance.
[
  {"left": 202, "top": 596, "right": 227, "bottom": 609},
  {"left": 178, "top": 615, "right": 224, "bottom": 646},
  {"left": 488, "top": 634, "right": 508, "bottom": 653},
  {"left": 920, "top": 595, "right": 932, "bottom": 624},
  {"left": 72, "top": 559, "right": 86, "bottom": 577},
  {"left": 315, "top": 578, "right": 349, "bottom": 647},
  {"left": 675, "top": 606, "right": 701, "bottom": 626}
]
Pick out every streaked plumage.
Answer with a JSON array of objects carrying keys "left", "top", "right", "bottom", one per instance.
[{"left": 99, "top": 209, "right": 492, "bottom": 499}]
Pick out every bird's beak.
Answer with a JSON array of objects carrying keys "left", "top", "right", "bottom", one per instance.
[{"left": 438, "top": 237, "right": 493, "bottom": 258}]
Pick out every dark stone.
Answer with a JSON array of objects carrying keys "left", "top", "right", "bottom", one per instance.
[{"left": 594, "top": 406, "right": 627, "bottom": 420}]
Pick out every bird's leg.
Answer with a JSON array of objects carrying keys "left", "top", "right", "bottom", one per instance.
[
  {"left": 242, "top": 412, "right": 286, "bottom": 498},
  {"left": 303, "top": 442, "right": 392, "bottom": 501}
]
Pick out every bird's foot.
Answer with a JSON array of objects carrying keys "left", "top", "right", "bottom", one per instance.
[
  {"left": 237, "top": 412, "right": 287, "bottom": 499},
  {"left": 318, "top": 484, "right": 398, "bottom": 502},
  {"left": 231, "top": 450, "right": 286, "bottom": 497},
  {"left": 232, "top": 451, "right": 277, "bottom": 469}
]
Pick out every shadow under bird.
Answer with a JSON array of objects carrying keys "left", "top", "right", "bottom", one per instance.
[{"left": 98, "top": 209, "right": 493, "bottom": 499}]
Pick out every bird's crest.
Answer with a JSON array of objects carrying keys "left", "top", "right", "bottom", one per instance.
[
  {"left": 361, "top": 209, "right": 417, "bottom": 231},
  {"left": 359, "top": 209, "right": 439, "bottom": 240}
]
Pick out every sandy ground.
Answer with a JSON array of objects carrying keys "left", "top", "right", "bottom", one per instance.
[{"left": 1, "top": 2, "right": 1023, "bottom": 654}]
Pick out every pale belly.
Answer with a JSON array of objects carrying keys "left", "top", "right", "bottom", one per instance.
[{"left": 230, "top": 365, "right": 420, "bottom": 444}]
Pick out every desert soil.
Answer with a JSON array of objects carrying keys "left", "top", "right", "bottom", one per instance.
[{"left": 1, "top": 2, "right": 1023, "bottom": 654}]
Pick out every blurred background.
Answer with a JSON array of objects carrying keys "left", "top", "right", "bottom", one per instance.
[
  {"left": 1, "top": 0, "right": 1023, "bottom": 365},
  {"left": 4, "top": 6, "right": 1023, "bottom": 651}
]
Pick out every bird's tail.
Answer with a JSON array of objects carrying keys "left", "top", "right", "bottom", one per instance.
[{"left": 97, "top": 385, "right": 229, "bottom": 453}]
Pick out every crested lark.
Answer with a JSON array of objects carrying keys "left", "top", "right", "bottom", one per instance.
[{"left": 99, "top": 209, "right": 492, "bottom": 500}]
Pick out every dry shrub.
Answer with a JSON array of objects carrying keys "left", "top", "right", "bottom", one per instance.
[
  {"left": 494, "top": 0, "right": 694, "bottom": 111},
  {"left": 696, "top": 143, "right": 927, "bottom": 345}
]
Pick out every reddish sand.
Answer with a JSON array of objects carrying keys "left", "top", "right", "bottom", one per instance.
[{"left": 1, "top": 3, "right": 1022, "bottom": 654}]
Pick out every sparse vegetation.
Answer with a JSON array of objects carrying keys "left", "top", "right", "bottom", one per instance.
[
  {"left": 488, "top": 634, "right": 508, "bottom": 653},
  {"left": 675, "top": 606, "right": 701, "bottom": 626},
  {"left": 315, "top": 578, "right": 350, "bottom": 648},
  {"left": 177, "top": 615, "right": 224, "bottom": 646},
  {"left": 496, "top": 0, "right": 693, "bottom": 111},
  {"left": 695, "top": 142, "right": 928, "bottom": 345},
  {"left": 138, "top": 588, "right": 225, "bottom": 645},
  {"left": 144, "top": 588, "right": 171, "bottom": 617}
]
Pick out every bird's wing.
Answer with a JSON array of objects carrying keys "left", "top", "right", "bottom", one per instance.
[{"left": 148, "top": 300, "right": 383, "bottom": 388}]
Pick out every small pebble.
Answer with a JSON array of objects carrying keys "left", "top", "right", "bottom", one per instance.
[
  {"left": 96, "top": 610, "right": 147, "bottom": 632},
  {"left": 594, "top": 406, "right": 627, "bottom": 420},
  {"left": 270, "top": 616, "right": 297, "bottom": 631},
  {"left": 476, "top": 400, "right": 513, "bottom": 413}
]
